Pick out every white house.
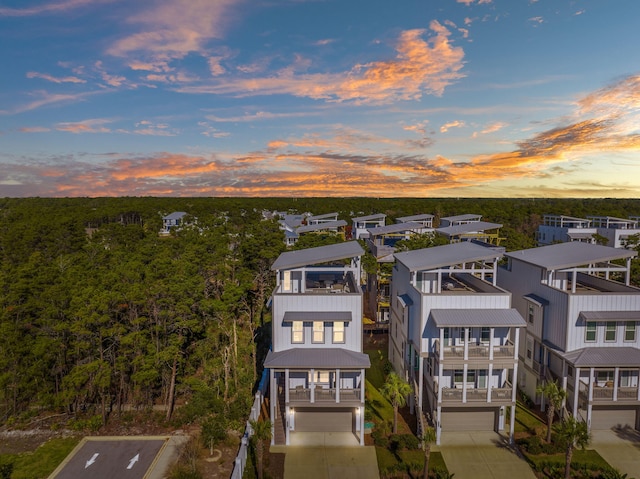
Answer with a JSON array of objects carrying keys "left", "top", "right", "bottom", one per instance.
[
  {"left": 536, "top": 215, "right": 596, "bottom": 246},
  {"left": 389, "top": 242, "right": 525, "bottom": 444},
  {"left": 160, "top": 211, "right": 188, "bottom": 235},
  {"left": 351, "top": 213, "right": 386, "bottom": 240},
  {"left": 588, "top": 216, "right": 640, "bottom": 249},
  {"left": 396, "top": 214, "right": 435, "bottom": 234},
  {"left": 264, "top": 241, "right": 370, "bottom": 445},
  {"left": 497, "top": 242, "right": 640, "bottom": 432}
]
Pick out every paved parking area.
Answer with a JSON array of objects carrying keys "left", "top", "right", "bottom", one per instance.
[
  {"left": 591, "top": 427, "right": 640, "bottom": 477},
  {"left": 436, "top": 431, "right": 536, "bottom": 479}
]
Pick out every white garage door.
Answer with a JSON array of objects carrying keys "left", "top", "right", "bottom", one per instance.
[
  {"left": 591, "top": 408, "right": 637, "bottom": 430},
  {"left": 295, "top": 408, "right": 353, "bottom": 433},
  {"left": 441, "top": 408, "right": 496, "bottom": 431}
]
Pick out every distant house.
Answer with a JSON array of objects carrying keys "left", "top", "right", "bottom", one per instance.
[
  {"left": 395, "top": 214, "right": 435, "bottom": 234},
  {"left": 274, "top": 212, "right": 311, "bottom": 246},
  {"left": 497, "top": 242, "right": 640, "bottom": 432},
  {"left": 306, "top": 212, "right": 340, "bottom": 225},
  {"left": 536, "top": 215, "right": 596, "bottom": 246},
  {"left": 436, "top": 216, "right": 503, "bottom": 245},
  {"left": 296, "top": 220, "right": 347, "bottom": 240},
  {"left": 389, "top": 242, "right": 525, "bottom": 444},
  {"left": 351, "top": 213, "right": 386, "bottom": 240},
  {"left": 264, "top": 241, "right": 370, "bottom": 446},
  {"left": 160, "top": 212, "right": 189, "bottom": 235},
  {"left": 439, "top": 214, "right": 483, "bottom": 227}
]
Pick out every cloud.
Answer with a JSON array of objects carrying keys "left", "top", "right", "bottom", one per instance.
[
  {"left": 19, "top": 126, "right": 51, "bottom": 133},
  {"left": 55, "top": 118, "right": 112, "bottom": 133},
  {"left": 94, "top": 61, "right": 128, "bottom": 87},
  {"left": 178, "top": 24, "right": 465, "bottom": 104},
  {"left": 106, "top": 0, "right": 239, "bottom": 61},
  {"left": 3, "top": 90, "right": 99, "bottom": 114},
  {"left": 528, "top": 16, "right": 544, "bottom": 25},
  {"left": 26, "top": 71, "right": 86, "bottom": 84},
  {"left": 313, "top": 39, "right": 335, "bottom": 46},
  {"left": 0, "top": 0, "right": 111, "bottom": 17},
  {"left": 206, "top": 110, "right": 316, "bottom": 122},
  {"left": 440, "top": 120, "right": 465, "bottom": 133}
]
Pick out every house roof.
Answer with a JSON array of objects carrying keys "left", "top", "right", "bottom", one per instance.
[
  {"left": 436, "top": 221, "right": 503, "bottom": 236},
  {"left": 307, "top": 212, "right": 339, "bottom": 222},
  {"left": 394, "top": 241, "right": 504, "bottom": 272},
  {"left": 396, "top": 213, "right": 434, "bottom": 223},
  {"left": 441, "top": 214, "right": 482, "bottom": 223},
  {"left": 566, "top": 232, "right": 596, "bottom": 239},
  {"left": 163, "top": 211, "right": 187, "bottom": 220},
  {"left": 430, "top": 309, "right": 526, "bottom": 327},
  {"left": 561, "top": 347, "right": 640, "bottom": 367},
  {"left": 505, "top": 242, "right": 637, "bottom": 270},
  {"left": 271, "top": 241, "right": 363, "bottom": 271},
  {"left": 352, "top": 213, "right": 386, "bottom": 222},
  {"left": 579, "top": 311, "right": 640, "bottom": 321},
  {"left": 283, "top": 311, "right": 352, "bottom": 322},
  {"left": 296, "top": 220, "right": 347, "bottom": 233},
  {"left": 524, "top": 294, "right": 549, "bottom": 307},
  {"left": 367, "top": 221, "right": 424, "bottom": 236},
  {"left": 264, "top": 348, "right": 371, "bottom": 369}
]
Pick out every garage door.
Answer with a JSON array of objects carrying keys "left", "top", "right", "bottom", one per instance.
[
  {"left": 295, "top": 408, "right": 353, "bottom": 433},
  {"left": 441, "top": 408, "right": 496, "bottom": 431},
  {"left": 591, "top": 408, "right": 637, "bottom": 430}
]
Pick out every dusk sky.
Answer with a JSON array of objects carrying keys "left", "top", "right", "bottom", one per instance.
[{"left": 1, "top": 0, "right": 639, "bottom": 198}]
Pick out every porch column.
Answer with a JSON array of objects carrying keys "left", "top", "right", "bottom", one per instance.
[
  {"left": 335, "top": 369, "right": 340, "bottom": 403},
  {"left": 359, "top": 406, "right": 365, "bottom": 445},
  {"left": 436, "top": 405, "right": 442, "bottom": 445},
  {"left": 360, "top": 368, "right": 365, "bottom": 403},
  {"left": 463, "top": 328, "right": 469, "bottom": 361},
  {"left": 487, "top": 363, "right": 493, "bottom": 402},
  {"left": 561, "top": 361, "right": 568, "bottom": 417},
  {"left": 418, "top": 354, "right": 424, "bottom": 415},
  {"left": 285, "top": 369, "right": 290, "bottom": 404},
  {"left": 626, "top": 257, "right": 632, "bottom": 285},
  {"left": 509, "top": 404, "right": 516, "bottom": 445},
  {"left": 571, "top": 270, "right": 577, "bottom": 293},
  {"left": 439, "top": 328, "right": 445, "bottom": 362},
  {"left": 587, "top": 367, "right": 595, "bottom": 431},
  {"left": 310, "top": 368, "right": 315, "bottom": 403},
  {"left": 462, "top": 363, "right": 468, "bottom": 403},
  {"left": 573, "top": 368, "right": 580, "bottom": 417},
  {"left": 637, "top": 367, "right": 640, "bottom": 401},
  {"left": 512, "top": 362, "right": 519, "bottom": 403},
  {"left": 270, "top": 369, "right": 276, "bottom": 446},
  {"left": 513, "top": 326, "right": 520, "bottom": 361},
  {"left": 614, "top": 367, "right": 619, "bottom": 402},
  {"left": 489, "top": 328, "right": 495, "bottom": 361}
]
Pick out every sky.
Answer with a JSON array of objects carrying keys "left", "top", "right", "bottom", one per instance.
[{"left": 1, "top": 0, "right": 639, "bottom": 198}]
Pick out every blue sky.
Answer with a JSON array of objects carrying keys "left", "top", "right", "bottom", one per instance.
[{"left": 1, "top": 0, "right": 639, "bottom": 197}]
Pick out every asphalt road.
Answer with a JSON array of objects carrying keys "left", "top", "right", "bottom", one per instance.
[{"left": 51, "top": 437, "right": 167, "bottom": 479}]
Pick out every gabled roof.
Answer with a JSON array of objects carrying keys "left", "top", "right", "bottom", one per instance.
[
  {"left": 394, "top": 241, "right": 504, "bottom": 272},
  {"left": 296, "top": 220, "right": 347, "bottom": 233},
  {"left": 271, "top": 241, "right": 364, "bottom": 271},
  {"left": 562, "top": 347, "right": 640, "bottom": 367},
  {"left": 505, "top": 242, "right": 637, "bottom": 270},
  {"left": 352, "top": 213, "right": 386, "bottom": 222},
  {"left": 163, "top": 211, "right": 187, "bottom": 220},
  {"left": 367, "top": 221, "right": 424, "bottom": 236},
  {"left": 396, "top": 213, "right": 434, "bottom": 223},
  {"left": 430, "top": 309, "right": 526, "bottom": 327},
  {"left": 436, "top": 221, "right": 502, "bottom": 236},
  {"left": 264, "top": 348, "right": 371, "bottom": 368}
]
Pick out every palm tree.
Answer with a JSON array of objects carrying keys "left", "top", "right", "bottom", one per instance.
[
  {"left": 421, "top": 424, "right": 437, "bottom": 479},
  {"left": 554, "top": 416, "right": 590, "bottom": 479},
  {"left": 249, "top": 418, "right": 272, "bottom": 479},
  {"left": 536, "top": 380, "right": 567, "bottom": 442},
  {"left": 381, "top": 372, "right": 412, "bottom": 433}
]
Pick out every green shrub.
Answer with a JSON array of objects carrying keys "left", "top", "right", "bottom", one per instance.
[{"left": 389, "top": 433, "right": 420, "bottom": 451}]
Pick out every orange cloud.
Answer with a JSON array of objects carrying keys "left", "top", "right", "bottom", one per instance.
[
  {"left": 55, "top": 119, "right": 112, "bottom": 133},
  {"left": 26, "top": 71, "right": 86, "bottom": 84},
  {"left": 178, "top": 24, "right": 465, "bottom": 104},
  {"left": 0, "top": 0, "right": 112, "bottom": 17},
  {"left": 440, "top": 120, "right": 465, "bottom": 132}
]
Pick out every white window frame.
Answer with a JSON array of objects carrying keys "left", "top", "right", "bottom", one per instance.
[
  {"left": 625, "top": 322, "right": 636, "bottom": 342},
  {"left": 605, "top": 322, "right": 616, "bottom": 342},
  {"left": 312, "top": 321, "right": 325, "bottom": 343},
  {"left": 585, "top": 321, "right": 596, "bottom": 342},
  {"left": 480, "top": 327, "right": 490, "bottom": 344},
  {"left": 333, "top": 322, "right": 345, "bottom": 343},
  {"left": 292, "top": 321, "right": 304, "bottom": 344}
]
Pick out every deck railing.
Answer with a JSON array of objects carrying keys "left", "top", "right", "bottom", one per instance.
[{"left": 288, "top": 387, "right": 362, "bottom": 403}]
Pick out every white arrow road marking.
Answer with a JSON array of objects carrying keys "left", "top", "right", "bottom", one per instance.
[
  {"left": 85, "top": 453, "right": 99, "bottom": 469},
  {"left": 127, "top": 453, "right": 140, "bottom": 470}
]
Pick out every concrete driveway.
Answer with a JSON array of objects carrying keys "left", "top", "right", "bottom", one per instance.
[
  {"left": 591, "top": 427, "right": 640, "bottom": 477},
  {"left": 436, "top": 431, "right": 536, "bottom": 479}
]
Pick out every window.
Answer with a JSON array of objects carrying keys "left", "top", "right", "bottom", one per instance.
[
  {"left": 597, "top": 370, "right": 614, "bottom": 385},
  {"left": 585, "top": 322, "right": 596, "bottom": 342},
  {"left": 443, "top": 327, "right": 451, "bottom": 346},
  {"left": 481, "top": 327, "right": 490, "bottom": 343},
  {"left": 528, "top": 304, "right": 534, "bottom": 324},
  {"left": 625, "top": 322, "right": 636, "bottom": 342},
  {"left": 313, "top": 321, "right": 324, "bottom": 343},
  {"left": 454, "top": 370, "right": 463, "bottom": 385},
  {"left": 292, "top": 321, "right": 304, "bottom": 343},
  {"left": 459, "top": 328, "right": 466, "bottom": 344},
  {"left": 478, "top": 370, "right": 487, "bottom": 388},
  {"left": 466, "top": 370, "right": 476, "bottom": 384},
  {"left": 567, "top": 366, "right": 574, "bottom": 378},
  {"left": 605, "top": 322, "right": 616, "bottom": 342},
  {"left": 333, "top": 322, "right": 345, "bottom": 343},
  {"left": 283, "top": 271, "right": 292, "bottom": 292},
  {"left": 317, "top": 371, "right": 329, "bottom": 383},
  {"left": 620, "top": 370, "right": 632, "bottom": 387}
]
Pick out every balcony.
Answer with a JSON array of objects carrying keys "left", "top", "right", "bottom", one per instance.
[
  {"left": 578, "top": 381, "right": 640, "bottom": 403},
  {"left": 287, "top": 386, "right": 362, "bottom": 405},
  {"left": 435, "top": 340, "right": 515, "bottom": 360},
  {"left": 439, "top": 384, "right": 513, "bottom": 404}
]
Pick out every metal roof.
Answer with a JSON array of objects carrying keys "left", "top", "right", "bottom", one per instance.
[
  {"left": 352, "top": 213, "right": 386, "bottom": 222},
  {"left": 394, "top": 241, "right": 504, "bottom": 272},
  {"left": 524, "top": 294, "right": 549, "bottom": 307},
  {"left": 271, "top": 241, "right": 364, "bottom": 270},
  {"left": 283, "top": 311, "right": 352, "bottom": 322},
  {"left": 436, "top": 221, "right": 503, "bottom": 236},
  {"left": 562, "top": 347, "right": 640, "bottom": 367},
  {"left": 430, "top": 309, "right": 526, "bottom": 327},
  {"left": 307, "top": 212, "right": 339, "bottom": 221},
  {"left": 163, "top": 211, "right": 187, "bottom": 220},
  {"left": 367, "top": 221, "right": 424, "bottom": 236},
  {"left": 579, "top": 311, "right": 640, "bottom": 321},
  {"left": 441, "top": 214, "right": 482, "bottom": 222},
  {"left": 566, "top": 232, "right": 596, "bottom": 239},
  {"left": 296, "top": 220, "right": 347, "bottom": 233},
  {"left": 396, "top": 213, "right": 434, "bottom": 222},
  {"left": 505, "top": 242, "right": 637, "bottom": 270},
  {"left": 264, "top": 348, "right": 371, "bottom": 368}
]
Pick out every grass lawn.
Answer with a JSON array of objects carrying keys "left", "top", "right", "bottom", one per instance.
[
  {"left": 376, "top": 446, "right": 447, "bottom": 477},
  {"left": 514, "top": 401, "right": 546, "bottom": 435},
  {"left": 0, "top": 436, "right": 80, "bottom": 479}
]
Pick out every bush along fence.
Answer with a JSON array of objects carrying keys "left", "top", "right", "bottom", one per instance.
[{"left": 230, "top": 369, "right": 269, "bottom": 479}]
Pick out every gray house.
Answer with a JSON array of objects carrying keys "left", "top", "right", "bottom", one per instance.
[
  {"left": 389, "top": 242, "right": 525, "bottom": 444},
  {"left": 497, "top": 242, "right": 640, "bottom": 431},
  {"left": 264, "top": 241, "right": 370, "bottom": 445}
]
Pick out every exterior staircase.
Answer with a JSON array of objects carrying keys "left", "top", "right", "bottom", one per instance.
[{"left": 272, "top": 378, "right": 286, "bottom": 445}]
